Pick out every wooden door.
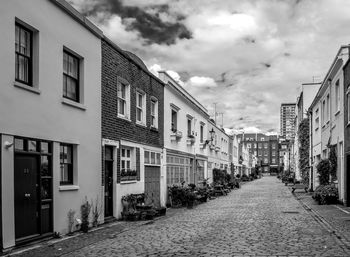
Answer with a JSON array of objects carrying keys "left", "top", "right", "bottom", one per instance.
[
  {"left": 144, "top": 166, "right": 160, "bottom": 207},
  {"left": 104, "top": 146, "right": 114, "bottom": 217},
  {"left": 14, "top": 154, "right": 39, "bottom": 240}
]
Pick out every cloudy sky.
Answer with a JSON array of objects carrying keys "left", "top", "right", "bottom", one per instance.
[{"left": 69, "top": 0, "right": 350, "bottom": 134}]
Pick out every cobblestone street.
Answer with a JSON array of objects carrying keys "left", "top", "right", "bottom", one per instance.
[{"left": 13, "top": 176, "right": 350, "bottom": 257}]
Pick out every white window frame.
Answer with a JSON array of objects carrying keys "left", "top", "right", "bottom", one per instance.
[
  {"left": 150, "top": 97, "right": 158, "bottom": 129},
  {"left": 322, "top": 99, "right": 326, "bottom": 125},
  {"left": 136, "top": 90, "right": 146, "bottom": 125},
  {"left": 326, "top": 94, "right": 330, "bottom": 122},
  {"left": 144, "top": 150, "right": 161, "bottom": 166},
  {"left": 117, "top": 78, "right": 130, "bottom": 120},
  {"left": 335, "top": 80, "right": 340, "bottom": 114},
  {"left": 120, "top": 146, "right": 136, "bottom": 181}
]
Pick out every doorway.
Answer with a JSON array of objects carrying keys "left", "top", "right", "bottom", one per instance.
[
  {"left": 104, "top": 146, "right": 114, "bottom": 217},
  {"left": 144, "top": 166, "right": 160, "bottom": 207}
]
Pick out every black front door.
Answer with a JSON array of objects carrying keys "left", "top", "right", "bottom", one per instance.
[
  {"left": 14, "top": 154, "right": 39, "bottom": 240},
  {"left": 104, "top": 146, "right": 114, "bottom": 217}
]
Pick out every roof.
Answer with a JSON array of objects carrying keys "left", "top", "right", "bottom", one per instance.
[
  {"left": 103, "top": 37, "right": 165, "bottom": 86},
  {"left": 309, "top": 45, "right": 350, "bottom": 112},
  {"left": 49, "top": 0, "right": 103, "bottom": 38}
]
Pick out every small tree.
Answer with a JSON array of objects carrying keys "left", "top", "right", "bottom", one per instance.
[
  {"left": 80, "top": 197, "right": 91, "bottom": 233},
  {"left": 316, "top": 159, "right": 331, "bottom": 185}
]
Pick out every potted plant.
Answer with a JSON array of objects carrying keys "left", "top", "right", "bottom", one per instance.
[
  {"left": 186, "top": 191, "right": 196, "bottom": 209},
  {"left": 80, "top": 197, "right": 91, "bottom": 233}
]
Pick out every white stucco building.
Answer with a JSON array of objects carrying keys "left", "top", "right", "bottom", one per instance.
[
  {"left": 309, "top": 46, "right": 349, "bottom": 203},
  {"left": 159, "top": 71, "right": 210, "bottom": 195},
  {"left": 0, "top": 0, "right": 102, "bottom": 249}
]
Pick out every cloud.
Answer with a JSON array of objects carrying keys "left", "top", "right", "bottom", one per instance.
[
  {"left": 72, "top": 0, "right": 192, "bottom": 45},
  {"left": 186, "top": 76, "right": 217, "bottom": 88},
  {"left": 68, "top": 0, "right": 350, "bottom": 133}
]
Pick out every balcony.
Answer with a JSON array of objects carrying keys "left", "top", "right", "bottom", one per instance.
[{"left": 170, "top": 130, "right": 182, "bottom": 141}]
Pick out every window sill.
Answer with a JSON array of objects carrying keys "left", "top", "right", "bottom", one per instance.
[
  {"left": 335, "top": 110, "right": 340, "bottom": 116},
  {"left": 120, "top": 180, "right": 137, "bottom": 184},
  {"left": 150, "top": 126, "right": 158, "bottom": 132},
  {"left": 62, "top": 98, "right": 86, "bottom": 110},
  {"left": 59, "top": 185, "right": 80, "bottom": 191},
  {"left": 117, "top": 115, "right": 131, "bottom": 122},
  {"left": 14, "top": 81, "right": 41, "bottom": 94},
  {"left": 136, "top": 122, "right": 147, "bottom": 128}
]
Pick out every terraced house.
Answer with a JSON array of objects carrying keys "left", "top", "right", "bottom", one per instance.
[
  {"left": 159, "top": 71, "right": 210, "bottom": 189},
  {"left": 101, "top": 38, "right": 164, "bottom": 219},
  {"left": 0, "top": 0, "right": 102, "bottom": 249}
]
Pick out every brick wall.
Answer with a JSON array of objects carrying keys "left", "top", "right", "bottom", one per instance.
[{"left": 101, "top": 39, "right": 164, "bottom": 147}]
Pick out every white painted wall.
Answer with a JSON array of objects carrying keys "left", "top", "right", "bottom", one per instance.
[{"left": 0, "top": 0, "right": 101, "bottom": 248}]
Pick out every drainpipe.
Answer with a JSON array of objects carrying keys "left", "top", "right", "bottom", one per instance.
[{"left": 308, "top": 109, "right": 313, "bottom": 190}]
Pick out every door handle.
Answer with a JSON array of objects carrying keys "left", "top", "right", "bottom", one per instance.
[{"left": 24, "top": 193, "right": 31, "bottom": 198}]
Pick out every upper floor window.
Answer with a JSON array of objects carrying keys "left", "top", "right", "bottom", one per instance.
[
  {"left": 136, "top": 91, "right": 146, "bottom": 124},
  {"left": 264, "top": 143, "right": 268, "bottom": 149},
  {"left": 261, "top": 137, "right": 265, "bottom": 141},
  {"left": 335, "top": 80, "right": 340, "bottom": 113},
  {"left": 120, "top": 147, "right": 137, "bottom": 181},
  {"left": 117, "top": 79, "right": 130, "bottom": 119},
  {"left": 15, "top": 23, "right": 32, "bottom": 85},
  {"left": 200, "top": 123, "right": 204, "bottom": 143},
  {"left": 326, "top": 94, "right": 330, "bottom": 121},
  {"left": 272, "top": 144, "right": 276, "bottom": 149},
  {"left": 151, "top": 97, "right": 158, "bottom": 128},
  {"left": 322, "top": 99, "right": 326, "bottom": 124},
  {"left": 187, "top": 117, "right": 192, "bottom": 137},
  {"left": 60, "top": 144, "right": 74, "bottom": 185},
  {"left": 171, "top": 109, "right": 177, "bottom": 132},
  {"left": 63, "top": 51, "right": 80, "bottom": 102}
]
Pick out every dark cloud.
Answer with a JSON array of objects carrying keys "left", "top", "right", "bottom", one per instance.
[{"left": 82, "top": 0, "right": 192, "bottom": 45}]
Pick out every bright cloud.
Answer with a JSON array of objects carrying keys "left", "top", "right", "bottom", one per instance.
[{"left": 69, "top": 0, "right": 350, "bottom": 133}]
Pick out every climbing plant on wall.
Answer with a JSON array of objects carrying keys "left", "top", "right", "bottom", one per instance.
[
  {"left": 298, "top": 118, "right": 310, "bottom": 185},
  {"left": 329, "top": 145, "right": 337, "bottom": 182}
]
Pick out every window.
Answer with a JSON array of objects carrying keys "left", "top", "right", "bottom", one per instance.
[
  {"left": 171, "top": 109, "right": 177, "bottom": 132},
  {"left": 272, "top": 158, "right": 276, "bottom": 164},
  {"left": 264, "top": 158, "right": 268, "bottom": 164},
  {"left": 117, "top": 79, "right": 130, "bottom": 118},
  {"left": 264, "top": 150, "right": 268, "bottom": 156},
  {"left": 315, "top": 117, "right": 319, "bottom": 131},
  {"left": 272, "top": 144, "right": 276, "bottom": 149},
  {"left": 200, "top": 124, "right": 204, "bottom": 143},
  {"left": 258, "top": 143, "right": 262, "bottom": 149},
  {"left": 335, "top": 80, "right": 340, "bottom": 113},
  {"left": 326, "top": 94, "right": 330, "bottom": 121},
  {"left": 247, "top": 143, "right": 251, "bottom": 148},
  {"left": 187, "top": 118, "right": 192, "bottom": 136},
  {"left": 120, "top": 147, "right": 136, "bottom": 181},
  {"left": 254, "top": 143, "right": 257, "bottom": 148},
  {"left": 264, "top": 143, "right": 268, "bottom": 149},
  {"left": 144, "top": 151, "right": 161, "bottom": 165},
  {"left": 63, "top": 51, "right": 80, "bottom": 102},
  {"left": 166, "top": 155, "right": 192, "bottom": 185},
  {"left": 272, "top": 151, "right": 276, "bottom": 156},
  {"left": 15, "top": 23, "right": 32, "bottom": 85},
  {"left": 261, "top": 137, "right": 265, "bottom": 141},
  {"left": 322, "top": 99, "right": 326, "bottom": 124},
  {"left": 136, "top": 91, "right": 145, "bottom": 124},
  {"left": 151, "top": 98, "right": 158, "bottom": 128},
  {"left": 60, "top": 144, "right": 73, "bottom": 185}
]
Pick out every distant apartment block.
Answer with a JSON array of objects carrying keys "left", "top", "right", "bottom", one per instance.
[{"left": 280, "top": 103, "right": 296, "bottom": 139}]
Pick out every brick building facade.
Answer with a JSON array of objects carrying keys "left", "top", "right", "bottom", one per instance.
[{"left": 101, "top": 38, "right": 165, "bottom": 219}]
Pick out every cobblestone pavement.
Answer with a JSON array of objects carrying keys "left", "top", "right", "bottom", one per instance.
[{"left": 13, "top": 176, "right": 350, "bottom": 256}]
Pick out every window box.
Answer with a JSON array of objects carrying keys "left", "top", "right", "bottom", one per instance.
[
  {"left": 215, "top": 146, "right": 221, "bottom": 152},
  {"left": 209, "top": 144, "right": 216, "bottom": 151},
  {"left": 170, "top": 130, "right": 182, "bottom": 141},
  {"left": 120, "top": 169, "right": 137, "bottom": 181},
  {"left": 187, "top": 137, "right": 195, "bottom": 145}
]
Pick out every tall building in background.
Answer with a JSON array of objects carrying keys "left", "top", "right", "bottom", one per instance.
[{"left": 280, "top": 103, "right": 296, "bottom": 139}]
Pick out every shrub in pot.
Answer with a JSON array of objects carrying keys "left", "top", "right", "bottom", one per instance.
[
  {"left": 313, "top": 185, "right": 338, "bottom": 205},
  {"left": 186, "top": 191, "right": 196, "bottom": 208}
]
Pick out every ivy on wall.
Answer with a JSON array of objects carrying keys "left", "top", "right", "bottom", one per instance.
[
  {"left": 298, "top": 118, "right": 310, "bottom": 185},
  {"left": 329, "top": 145, "right": 337, "bottom": 181}
]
